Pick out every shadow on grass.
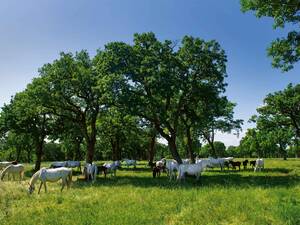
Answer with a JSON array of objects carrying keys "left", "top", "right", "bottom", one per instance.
[
  {"left": 73, "top": 172, "right": 300, "bottom": 190},
  {"left": 118, "top": 167, "right": 151, "bottom": 172}
]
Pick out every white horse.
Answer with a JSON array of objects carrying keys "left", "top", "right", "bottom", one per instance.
[
  {"left": 50, "top": 161, "right": 67, "bottom": 168},
  {"left": 28, "top": 167, "right": 72, "bottom": 194},
  {"left": 182, "top": 158, "right": 191, "bottom": 164},
  {"left": 155, "top": 158, "right": 166, "bottom": 168},
  {"left": 123, "top": 159, "right": 137, "bottom": 168},
  {"left": 254, "top": 158, "right": 264, "bottom": 172},
  {"left": 84, "top": 163, "right": 98, "bottom": 181},
  {"left": 0, "top": 161, "right": 12, "bottom": 170},
  {"left": 66, "top": 161, "right": 82, "bottom": 172},
  {"left": 103, "top": 161, "right": 119, "bottom": 177},
  {"left": 207, "top": 157, "right": 233, "bottom": 171},
  {"left": 166, "top": 160, "right": 179, "bottom": 181},
  {"left": 177, "top": 160, "right": 210, "bottom": 181},
  {"left": 0, "top": 164, "right": 24, "bottom": 181}
]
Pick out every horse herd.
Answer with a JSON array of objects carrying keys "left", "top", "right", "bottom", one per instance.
[
  {"left": 0, "top": 157, "right": 264, "bottom": 194},
  {"left": 151, "top": 157, "right": 265, "bottom": 181}
]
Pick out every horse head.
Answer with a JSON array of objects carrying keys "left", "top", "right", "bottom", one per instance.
[{"left": 28, "top": 182, "right": 35, "bottom": 194}]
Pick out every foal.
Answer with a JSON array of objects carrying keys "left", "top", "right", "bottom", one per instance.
[{"left": 152, "top": 166, "right": 162, "bottom": 178}]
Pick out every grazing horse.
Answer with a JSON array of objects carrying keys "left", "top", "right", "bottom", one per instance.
[
  {"left": 84, "top": 164, "right": 98, "bottom": 181},
  {"left": 254, "top": 159, "right": 264, "bottom": 172},
  {"left": 0, "top": 161, "right": 12, "bottom": 170},
  {"left": 177, "top": 160, "right": 210, "bottom": 181},
  {"left": 229, "top": 161, "right": 241, "bottom": 171},
  {"left": 249, "top": 160, "right": 256, "bottom": 168},
  {"left": 242, "top": 160, "right": 249, "bottom": 169},
  {"left": 28, "top": 167, "right": 72, "bottom": 194},
  {"left": 103, "top": 161, "right": 119, "bottom": 177},
  {"left": 123, "top": 159, "right": 137, "bottom": 168},
  {"left": 207, "top": 157, "right": 233, "bottom": 171},
  {"left": 0, "top": 164, "right": 24, "bottom": 181}
]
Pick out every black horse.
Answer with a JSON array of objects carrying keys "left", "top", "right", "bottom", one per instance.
[{"left": 242, "top": 159, "right": 249, "bottom": 169}]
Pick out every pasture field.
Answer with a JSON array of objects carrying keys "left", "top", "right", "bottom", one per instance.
[{"left": 0, "top": 159, "right": 300, "bottom": 225}]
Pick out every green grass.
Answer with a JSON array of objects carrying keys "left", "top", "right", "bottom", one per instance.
[{"left": 1, "top": 159, "right": 300, "bottom": 225}]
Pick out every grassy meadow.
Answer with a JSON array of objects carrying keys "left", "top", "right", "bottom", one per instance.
[{"left": 0, "top": 159, "right": 300, "bottom": 225}]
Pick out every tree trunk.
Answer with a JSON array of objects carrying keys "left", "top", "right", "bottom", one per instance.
[
  {"left": 186, "top": 126, "right": 195, "bottom": 163},
  {"left": 148, "top": 133, "right": 156, "bottom": 163},
  {"left": 34, "top": 139, "right": 44, "bottom": 171},
  {"left": 168, "top": 136, "right": 182, "bottom": 164},
  {"left": 86, "top": 138, "right": 96, "bottom": 163},
  {"left": 208, "top": 140, "right": 217, "bottom": 158},
  {"left": 74, "top": 137, "right": 83, "bottom": 160},
  {"left": 85, "top": 116, "right": 97, "bottom": 164},
  {"left": 111, "top": 135, "right": 121, "bottom": 161},
  {"left": 279, "top": 143, "right": 287, "bottom": 160}
]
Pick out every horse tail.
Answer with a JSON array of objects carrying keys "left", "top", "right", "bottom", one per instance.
[{"left": 0, "top": 165, "right": 11, "bottom": 180}]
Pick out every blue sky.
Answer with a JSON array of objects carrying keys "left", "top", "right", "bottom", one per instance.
[{"left": 0, "top": 0, "right": 299, "bottom": 146}]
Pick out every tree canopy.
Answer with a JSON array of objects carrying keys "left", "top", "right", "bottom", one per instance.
[{"left": 241, "top": 0, "right": 300, "bottom": 71}]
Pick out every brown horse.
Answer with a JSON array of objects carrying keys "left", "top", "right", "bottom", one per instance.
[
  {"left": 242, "top": 160, "right": 249, "bottom": 169},
  {"left": 229, "top": 161, "right": 241, "bottom": 171},
  {"left": 97, "top": 166, "right": 108, "bottom": 178},
  {"left": 152, "top": 166, "right": 161, "bottom": 178}
]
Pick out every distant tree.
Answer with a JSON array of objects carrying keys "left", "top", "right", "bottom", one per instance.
[
  {"left": 198, "top": 99, "right": 243, "bottom": 157},
  {"left": 241, "top": 0, "right": 300, "bottom": 71},
  {"left": 226, "top": 145, "right": 239, "bottom": 157},
  {"left": 201, "top": 141, "right": 226, "bottom": 157},
  {"left": 255, "top": 83, "right": 300, "bottom": 156}
]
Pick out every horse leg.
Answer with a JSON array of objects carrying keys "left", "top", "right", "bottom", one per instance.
[
  {"left": 44, "top": 182, "right": 47, "bottom": 193},
  {"left": 61, "top": 180, "right": 65, "bottom": 192},
  {"left": 38, "top": 182, "right": 43, "bottom": 194}
]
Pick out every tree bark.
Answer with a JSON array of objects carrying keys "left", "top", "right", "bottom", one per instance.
[
  {"left": 148, "top": 133, "right": 156, "bottom": 163},
  {"left": 86, "top": 137, "right": 96, "bottom": 164},
  {"left": 111, "top": 135, "right": 121, "bottom": 161},
  {"left": 168, "top": 136, "right": 182, "bottom": 164},
  {"left": 74, "top": 137, "right": 83, "bottom": 160},
  {"left": 84, "top": 114, "right": 98, "bottom": 164},
  {"left": 186, "top": 126, "right": 195, "bottom": 163},
  {"left": 34, "top": 139, "right": 44, "bottom": 171}
]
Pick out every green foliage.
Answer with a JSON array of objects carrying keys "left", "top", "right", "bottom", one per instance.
[
  {"left": 200, "top": 141, "right": 227, "bottom": 157},
  {"left": 43, "top": 142, "right": 65, "bottom": 161},
  {"left": 100, "top": 32, "right": 233, "bottom": 162},
  {"left": 240, "top": 0, "right": 300, "bottom": 71}
]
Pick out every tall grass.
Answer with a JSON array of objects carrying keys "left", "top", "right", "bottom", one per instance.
[{"left": 0, "top": 159, "right": 299, "bottom": 225}]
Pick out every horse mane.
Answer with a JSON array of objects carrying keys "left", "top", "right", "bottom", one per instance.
[
  {"left": 29, "top": 169, "right": 41, "bottom": 187},
  {"left": 0, "top": 165, "right": 12, "bottom": 180}
]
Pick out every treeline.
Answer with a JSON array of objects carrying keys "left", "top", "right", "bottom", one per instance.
[
  {"left": 239, "top": 84, "right": 300, "bottom": 159},
  {"left": 0, "top": 33, "right": 243, "bottom": 170}
]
